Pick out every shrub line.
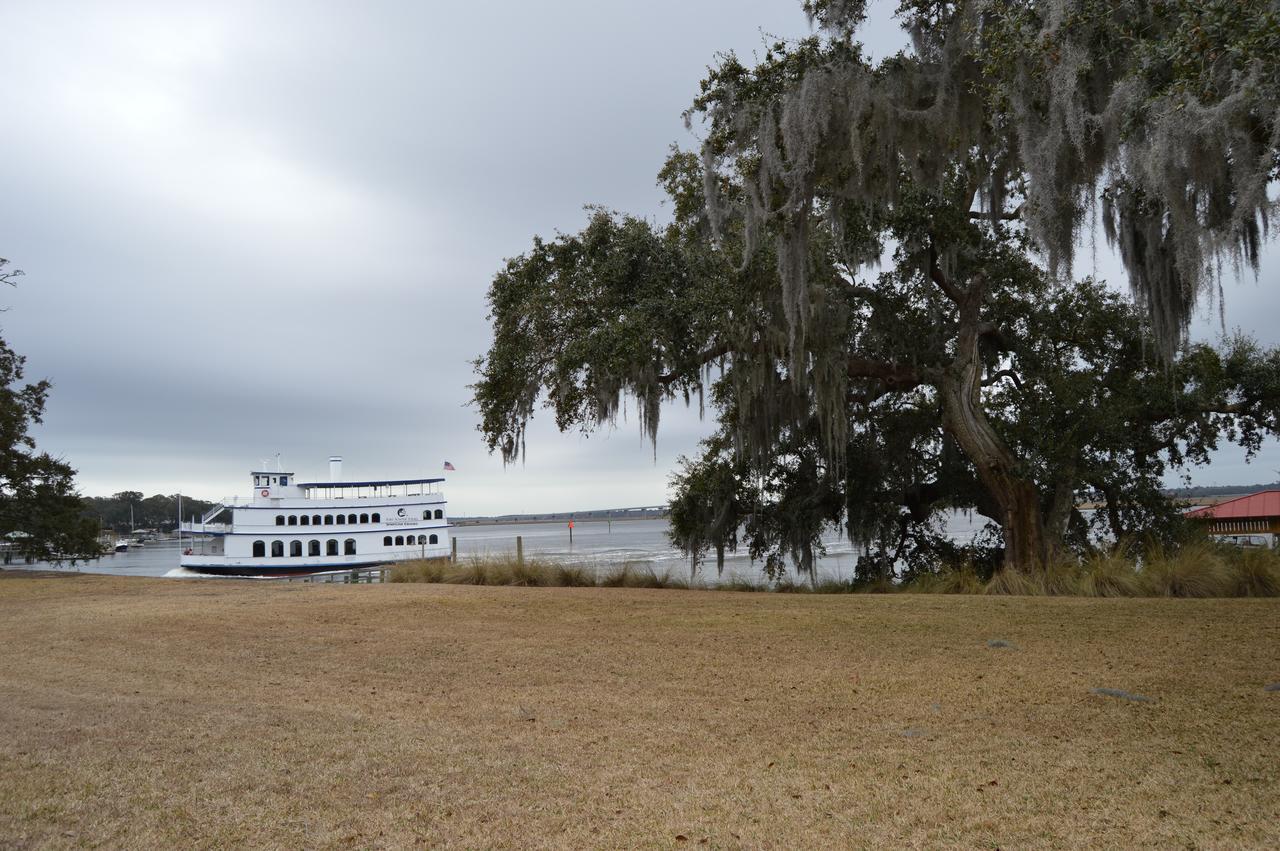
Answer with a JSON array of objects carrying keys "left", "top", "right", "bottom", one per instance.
[{"left": 390, "top": 543, "right": 1280, "bottom": 597}]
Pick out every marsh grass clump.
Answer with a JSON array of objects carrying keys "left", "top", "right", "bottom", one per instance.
[
  {"left": 1074, "top": 551, "right": 1144, "bottom": 597},
  {"left": 983, "top": 568, "right": 1045, "bottom": 596},
  {"left": 599, "top": 564, "right": 634, "bottom": 588},
  {"left": 772, "top": 576, "right": 807, "bottom": 593},
  {"left": 907, "top": 564, "right": 985, "bottom": 595},
  {"left": 447, "top": 559, "right": 496, "bottom": 586},
  {"left": 719, "top": 574, "right": 766, "bottom": 593},
  {"left": 389, "top": 560, "right": 448, "bottom": 583},
  {"left": 1139, "top": 544, "right": 1233, "bottom": 597},
  {"left": 552, "top": 563, "right": 596, "bottom": 587},
  {"left": 1220, "top": 547, "right": 1280, "bottom": 597}
]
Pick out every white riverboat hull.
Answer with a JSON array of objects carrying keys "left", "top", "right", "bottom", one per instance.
[{"left": 178, "top": 460, "right": 452, "bottom": 577}]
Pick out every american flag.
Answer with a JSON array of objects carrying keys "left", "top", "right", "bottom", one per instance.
[{"left": 442, "top": 461, "right": 456, "bottom": 471}]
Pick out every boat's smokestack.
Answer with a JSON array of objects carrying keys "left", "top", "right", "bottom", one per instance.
[{"left": 329, "top": 456, "right": 342, "bottom": 482}]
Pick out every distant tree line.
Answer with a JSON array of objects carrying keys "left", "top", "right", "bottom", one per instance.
[
  {"left": 1168, "top": 483, "right": 1280, "bottom": 499},
  {"left": 82, "top": 491, "right": 222, "bottom": 534}
]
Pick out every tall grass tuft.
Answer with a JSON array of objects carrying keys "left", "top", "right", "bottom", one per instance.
[
  {"left": 1139, "top": 543, "right": 1233, "bottom": 597},
  {"left": 719, "top": 574, "right": 766, "bottom": 592},
  {"left": 1222, "top": 547, "right": 1280, "bottom": 597},
  {"left": 599, "top": 564, "right": 633, "bottom": 587},
  {"left": 1076, "top": 551, "right": 1144, "bottom": 597},
  {"left": 908, "top": 564, "right": 984, "bottom": 594},
  {"left": 553, "top": 563, "right": 595, "bottom": 587},
  {"left": 984, "top": 568, "right": 1044, "bottom": 596},
  {"left": 390, "top": 560, "right": 448, "bottom": 583}
]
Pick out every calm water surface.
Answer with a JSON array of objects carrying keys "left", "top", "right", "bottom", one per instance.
[{"left": 15, "top": 513, "right": 991, "bottom": 582}]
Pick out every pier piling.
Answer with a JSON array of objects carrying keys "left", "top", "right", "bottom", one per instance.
[{"left": 516, "top": 535, "right": 523, "bottom": 564}]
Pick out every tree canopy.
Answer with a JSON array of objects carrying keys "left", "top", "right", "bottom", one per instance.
[{"left": 474, "top": 1, "right": 1280, "bottom": 576}]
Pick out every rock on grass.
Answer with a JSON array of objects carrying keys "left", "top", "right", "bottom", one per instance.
[{"left": 1091, "top": 687, "right": 1155, "bottom": 704}]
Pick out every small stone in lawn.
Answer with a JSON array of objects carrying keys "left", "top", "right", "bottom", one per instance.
[
  {"left": 1264, "top": 683, "right": 1280, "bottom": 692},
  {"left": 901, "top": 727, "right": 929, "bottom": 738},
  {"left": 1090, "top": 687, "right": 1154, "bottom": 703},
  {"left": 515, "top": 705, "right": 537, "bottom": 721},
  {"left": 929, "top": 702, "right": 942, "bottom": 714},
  {"left": 987, "top": 639, "right": 1017, "bottom": 649}
]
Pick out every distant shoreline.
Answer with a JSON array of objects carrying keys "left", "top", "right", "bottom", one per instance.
[{"left": 451, "top": 515, "right": 666, "bottom": 527}]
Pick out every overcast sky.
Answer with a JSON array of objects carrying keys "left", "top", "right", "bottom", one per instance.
[{"left": 2, "top": 1, "right": 1277, "bottom": 514}]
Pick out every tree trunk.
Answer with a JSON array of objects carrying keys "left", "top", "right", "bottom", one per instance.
[{"left": 938, "top": 282, "right": 1049, "bottom": 574}]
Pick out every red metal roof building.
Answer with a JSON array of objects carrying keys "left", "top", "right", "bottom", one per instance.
[{"left": 1187, "top": 490, "right": 1280, "bottom": 537}]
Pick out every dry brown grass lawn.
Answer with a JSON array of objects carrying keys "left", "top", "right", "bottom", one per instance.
[{"left": 1, "top": 574, "right": 1277, "bottom": 849}]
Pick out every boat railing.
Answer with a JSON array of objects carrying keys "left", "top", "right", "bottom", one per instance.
[
  {"left": 200, "top": 503, "right": 230, "bottom": 524},
  {"left": 180, "top": 521, "right": 231, "bottom": 535}
]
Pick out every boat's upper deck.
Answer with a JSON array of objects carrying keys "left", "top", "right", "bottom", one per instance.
[{"left": 247, "top": 470, "right": 444, "bottom": 505}]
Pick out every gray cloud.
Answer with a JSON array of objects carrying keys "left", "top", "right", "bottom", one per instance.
[{"left": 1, "top": 1, "right": 1275, "bottom": 511}]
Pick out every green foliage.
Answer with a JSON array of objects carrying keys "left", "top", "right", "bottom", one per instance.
[
  {"left": 474, "top": 2, "right": 1280, "bottom": 576},
  {"left": 82, "top": 492, "right": 222, "bottom": 534}
]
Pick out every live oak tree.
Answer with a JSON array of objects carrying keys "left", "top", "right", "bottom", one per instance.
[
  {"left": 475, "top": 1, "right": 1280, "bottom": 575},
  {"left": 0, "top": 258, "right": 100, "bottom": 564}
]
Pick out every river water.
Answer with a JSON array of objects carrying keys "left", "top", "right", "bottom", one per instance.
[{"left": 11, "top": 513, "right": 991, "bottom": 582}]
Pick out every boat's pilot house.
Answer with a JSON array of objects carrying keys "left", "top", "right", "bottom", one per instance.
[{"left": 252, "top": 471, "right": 304, "bottom": 502}]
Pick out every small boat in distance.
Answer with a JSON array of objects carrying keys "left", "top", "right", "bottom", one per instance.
[
  {"left": 113, "top": 540, "right": 130, "bottom": 553},
  {"left": 178, "top": 456, "right": 451, "bottom": 577}
]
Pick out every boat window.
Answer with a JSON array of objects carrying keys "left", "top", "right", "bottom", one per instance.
[
  {"left": 417, "top": 535, "right": 426, "bottom": 544},
  {"left": 312, "top": 515, "right": 321, "bottom": 525},
  {"left": 395, "top": 535, "right": 404, "bottom": 546},
  {"left": 360, "top": 513, "right": 369, "bottom": 523},
  {"left": 300, "top": 515, "right": 309, "bottom": 526},
  {"left": 324, "top": 515, "right": 334, "bottom": 525},
  {"left": 434, "top": 509, "right": 443, "bottom": 519},
  {"left": 290, "top": 541, "right": 302, "bottom": 557},
  {"left": 275, "top": 515, "right": 285, "bottom": 526},
  {"left": 347, "top": 514, "right": 357, "bottom": 524},
  {"left": 280, "top": 476, "right": 288, "bottom": 486},
  {"left": 383, "top": 536, "right": 392, "bottom": 546},
  {"left": 344, "top": 539, "right": 356, "bottom": 555},
  {"left": 371, "top": 513, "right": 380, "bottom": 523},
  {"left": 287, "top": 516, "right": 297, "bottom": 526},
  {"left": 309, "top": 540, "right": 320, "bottom": 556},
  {"left": 252, "top": 540, "right": 265, "bottom": 558},
  {"left": 429, "top": 534, "right": 439, "bottom": 545},
  {"left": 326, "top": 539, "right": 338, "bottom": 556},
  {"left": 271, "top": 541, "right": 284, "bottom": 558},
  {"left": 423, "top": 510, "right": 430, "bottom": 520}
]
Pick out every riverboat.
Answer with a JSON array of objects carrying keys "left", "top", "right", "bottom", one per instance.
[{"left": 178, "top": 456, "right": 451, "bottom": 576}]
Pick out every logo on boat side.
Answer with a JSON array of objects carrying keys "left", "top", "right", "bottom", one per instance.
[{"left": 385, "top": 506, "right": 415, "bottom": 525}]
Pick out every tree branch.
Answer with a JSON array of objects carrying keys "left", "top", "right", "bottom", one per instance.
[
  {"left": 982, "top": 369, "right": 1025, "bottom": 392},
  {"left": 657, "top": 343, "right": 733, "bottom": 386},
  {"left": 928, "top": 245, "right": 962, "bottom": 304},
  {"left": 968, "top": 204, "right": 1023, "bottom": 221},
  {"left": 847, "top": 357, "right": 927, "bottom": 387}
]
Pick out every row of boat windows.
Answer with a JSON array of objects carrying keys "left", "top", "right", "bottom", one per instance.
[
  {"left": 274, "top": 509, "right": 445, "bottom": 526},
  {"left": 385, "top": 535, "right": 438, "bottom": 546},
  {"left": 250, "top": 534, "right": 442, "bottom": 558},
  {"left": 254, "top": 539, "right": 355, "bottom": 557}
]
